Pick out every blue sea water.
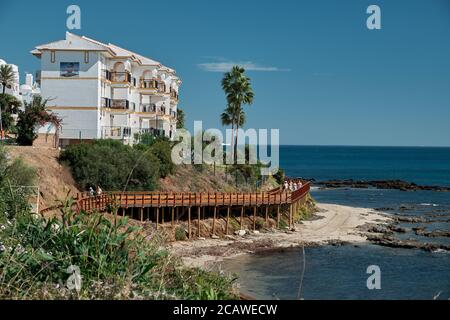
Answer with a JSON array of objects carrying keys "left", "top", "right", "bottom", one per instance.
[
  {"left": 224, "top": 146, "right": 450, "bottom": 300},
  {"left": 280, "top": 145, "right": 450, "bottom": 186}
]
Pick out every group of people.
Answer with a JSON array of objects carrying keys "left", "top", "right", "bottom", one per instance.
[
  {"left": 88, "top": 186, "right": 103, "bottom": 197},
  {"left": 283, "top": 179, "right": 303, "bottom": 192}
]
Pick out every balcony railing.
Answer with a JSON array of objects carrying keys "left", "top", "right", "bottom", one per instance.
[
  {"left": 140, "top": 78, "right": 167, "bottom": 93},
  {"left": 140, "top": 79, "right": 158, "bottom": 89},
  {"left": 170, "top": 88, "right": 179, "bottom": 100},
  {"left": 140, "top": 103, "right": 167, "bottom": 115},
  {"left": 101, "top": 126, "right": 132, "bottom": 139},
  {"left": 110, "top": 72, "right": 131, "bottom": 83},
  {"left": 102, "top": 98, "right": 130, "bottom": 110}
]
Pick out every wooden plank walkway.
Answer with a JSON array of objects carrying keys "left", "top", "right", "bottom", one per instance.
[
  {"left": 74, "top": 182, "right": 310, "bottom": 212},
  {"left": 41, "top": 182, "right": 310, "bottom": 239}
]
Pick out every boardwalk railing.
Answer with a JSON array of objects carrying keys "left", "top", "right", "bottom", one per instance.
[{"left": 73, "top": 182, "right": 310, "bottom": 212}]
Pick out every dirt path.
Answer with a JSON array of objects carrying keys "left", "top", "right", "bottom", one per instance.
[{"left": 170, "top": 203, "right": 391, "bottom": 269}]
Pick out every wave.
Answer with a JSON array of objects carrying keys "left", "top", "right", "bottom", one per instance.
[{"left": 419, "top": 203, "right": 439, "bottom": 207}]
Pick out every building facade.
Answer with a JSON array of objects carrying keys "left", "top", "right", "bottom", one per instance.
[{"left": 32, "top": 32, "right": 181, "bottom": 147}]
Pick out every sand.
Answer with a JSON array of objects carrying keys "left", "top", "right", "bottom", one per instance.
[{"left": 169, "top": 203, "right": 391, "bottom": 269}]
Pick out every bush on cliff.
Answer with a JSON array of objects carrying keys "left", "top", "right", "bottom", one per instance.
[
  {"left": 0, "top": 146, "right": 36, "bottom": 218},
  {"left": 59, "top": 140, "right": 161, "bottom": 191}
]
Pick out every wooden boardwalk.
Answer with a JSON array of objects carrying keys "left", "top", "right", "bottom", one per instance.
[{"left": 45, "top": 182, "right": 311, "bottom": 239}]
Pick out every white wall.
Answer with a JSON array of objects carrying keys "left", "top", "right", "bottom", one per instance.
[{"left": 40, "top": 50, "right": 101, "bottom": 139}]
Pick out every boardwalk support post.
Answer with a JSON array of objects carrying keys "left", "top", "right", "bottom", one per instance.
[
  {"left": 277, "top": 205, "right": 280, "bottom": 229},
  {"left": 212, "top": 206, "right": 217, "bottom": 236},
  {"left": 197, "top": 207, "right": 201, "bottom": 238},
  {"left": 156, "top": 207, "right": 160, "bottom": 230},
  {"left": 265, "top": 206, "right": 269, "bottom": 226},
  {"left": 289, "top": 204, "right": 293, "bottom": 229},
  {"left": 253, "top": 206, "right": 257, "bottom": 231},
  {"left": 226, "top": 206, "right": 230, "bottom": 235},
  {"left": 188, "top": 207, "right": 191, "bottom": 239}
]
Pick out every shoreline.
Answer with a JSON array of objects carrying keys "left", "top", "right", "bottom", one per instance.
[{"left": 169, "top": 202, "right": 392, "bottom": 269}]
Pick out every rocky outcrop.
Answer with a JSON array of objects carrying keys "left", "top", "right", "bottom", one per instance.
[
  {"left": 367, "top": 234, "right": 450, "bottom": 252},
  {"left": 413, "top": 229, "right": 450, "bottom": 238},
  {"left": 315, "top": 179, "right": 450, "bottom": 192}
]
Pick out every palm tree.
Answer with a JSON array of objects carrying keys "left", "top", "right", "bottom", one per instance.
[
  {"left": 221, "top": 66, "right": 254, "bottom": 161},
  {"left": 176, "top": 108, "right": 185, "bottom": 129},
  {"left": 221, "top": 104, "right": 247, "bottom": 157},
  {"left": 0, "top": 65, "right": 15, "bottom": 95},
  {"left": 0, "top": 64, "right": 15, "bottom": 142}
]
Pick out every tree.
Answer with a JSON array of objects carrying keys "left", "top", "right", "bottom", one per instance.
[
  {"left": 16, "top": 95, "right": 61, "bottom": 146},
  {"left": 0, "top": 65, "right": 16, "bottom": 140},
  {"left": 0, "top": 93, "right": 22, "bottom": 133},
  {"left": 0, "top": 65, "right": 15, "bottom": 95},
  {"left": 221, "top": 104, "right": 246, "bottom": 159},
  {"left": 221, "top": 66, "right": 254, "bottom": 161},
  {"left": 0, "top": 93, "right": 21, "bottom": 113},
  {"left": 176, "top": 108, "right": 185, "bottom": 129}
]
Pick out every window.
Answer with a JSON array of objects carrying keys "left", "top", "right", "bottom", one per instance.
[
  {"left": 50, "top": 50, "right": 56, "bottom": 63},
  {"left": 84, "top": 51, "right": 89, "bottom": 63}
]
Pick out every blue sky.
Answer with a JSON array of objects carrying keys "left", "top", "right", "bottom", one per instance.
[{"left": 1, "top": 0, "right": 449, "bottom": 146}]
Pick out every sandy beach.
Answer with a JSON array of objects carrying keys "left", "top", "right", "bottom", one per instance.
[{"left": 170, "top": 203, "right": 392, "bottom": 269}]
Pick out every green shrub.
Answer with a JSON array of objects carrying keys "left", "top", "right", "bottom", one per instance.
[
  {"left": 147, "top": 139, "right": 174, "bottom": 178},
  {"left": 255, "top": 217, "right": 265, "bottom": 230},
  {"left": 60, "top": 140, "right": 160, "bottom": 191},
  {"left": 175, "top": 226, "right": 187, "bottom": 241},
  {"left": 0, "top": 147, "right": 36, "bottom": 219}
]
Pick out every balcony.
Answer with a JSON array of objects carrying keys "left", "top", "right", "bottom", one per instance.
[
  {"left": 110, "top": 71, "right": 131, "bottom": 83},
  {"left": 140, "top": 103, "right": 167, "bottom": 115},
  {"left": 102, "top": 98, "right": 131, "bottom": 110},
  {"left": 170, "top": 88, "right": 179, "bottom": 101},
  {"left": 140, "top": 79, "right": 158, "bottom": 89},
  {"left": 140, "top": 79, "right": 167, "bottom": 94},
  {"left": 101, "top": 126, "right": 132, "bottom": 139}
]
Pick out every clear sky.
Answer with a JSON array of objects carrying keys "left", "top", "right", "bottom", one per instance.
[{"left": 1, "top": 0, "right": 449, "bottom": 146}]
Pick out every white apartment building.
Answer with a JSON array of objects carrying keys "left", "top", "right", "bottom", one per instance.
[{"left": 32, "top": 32, "right": 181, "bottom": 147}]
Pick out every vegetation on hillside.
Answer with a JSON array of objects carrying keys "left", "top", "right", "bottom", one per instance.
[
  {"left": 60, "top": 138, "right": 176, "bottom": 191},
  {"left": 0, "top": 147, "right": 237, "bottom": 299},
  {"left": 0, "top": 93, "right": 21, "bottom": 134},
  {"left": 0, "top": 146, "right": 36, "bottom": 217}
]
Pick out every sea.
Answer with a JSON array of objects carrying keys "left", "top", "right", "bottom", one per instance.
[{"left": 223, "top": 146, "right": 450, "bottom": 300}]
